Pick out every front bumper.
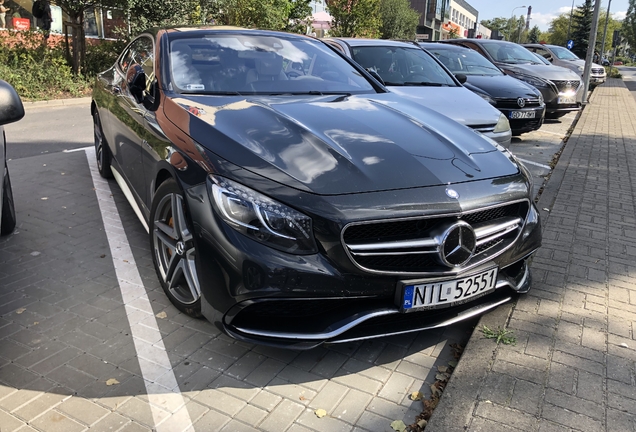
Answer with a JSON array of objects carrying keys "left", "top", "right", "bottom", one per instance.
[
  {"left": 186, "top": 176, "right": 542, "bottom": 349},
  {"left": 482, "top": 129, "right": 512, "bottom": 148},
  {"left": 497, "top": 106, "right": 546, "bottom": 135}
]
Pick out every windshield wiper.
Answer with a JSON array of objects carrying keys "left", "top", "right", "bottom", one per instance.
[
  {"left": 402, "top": 82, "right": 449, "bottom": 86},
  {"left": 383, "top": 81, "right": 405, "bottom": 86}
]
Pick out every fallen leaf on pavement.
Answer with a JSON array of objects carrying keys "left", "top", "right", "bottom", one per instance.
[
  {"left": 299, "top": 395, "right": 307, "bottom": 401},
  {"left": 315, "top": 409, "right": 327, "bottom": 418},
  {"left": 410, "top": 391, "right": 423, "bottom": 401},
  {"left": 448, "top": 360, "right": 458, "bottom": 368},
  {"left": 15, "top": 308, "right": 26, "bottom": 314},
  {"left": 437, "top": 366, "right": 448, "bottom": 373},
  {"left": 417, "top": 419, "right": 427, "bottom": 428},
  {"left": 156, "top": 312, "right": 168, "bottom": 319},
  {"left": 106, "top": 379, "right": 120, "bottom": 386},
  {"left": 390, "top": 420, "right": 407, "bottom": 432}
]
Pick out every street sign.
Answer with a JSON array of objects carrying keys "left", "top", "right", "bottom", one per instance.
[{"left": 567, "top": 40, "right": 574, "bottom": 50}]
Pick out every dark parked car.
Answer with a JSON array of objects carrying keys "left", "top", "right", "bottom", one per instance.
[
  {"left": 92, "top": 27, "right": 542, "bottom": 349},
  {"left": 442, "top": 39, "right": 582, "bottom": 119},
  {"left": 0, "top": 80, "right": 23, "bottom": 236},
  {"left": 420, "top": 43, "right": 545, "bottom": 136}
]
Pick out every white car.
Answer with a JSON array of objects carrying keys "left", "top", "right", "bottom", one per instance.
[
  {"left": 0, "top": 80, "right": 24, "bottom": 236},
  {"left": 523, "top": 44, "right": 606, "bottom": 85},
  {"left": 325, "top": 38, "right": 512, "bottom": 147}
]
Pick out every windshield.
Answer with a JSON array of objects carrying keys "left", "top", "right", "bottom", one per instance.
[
  {"left": 481, "top": 42, "right": 543, "bottom": 64},
  {"left": 168, "top": 34, "right": 375, "bottom": 95},
  {"left": 351, "top": 46, "right": 457, "bottom": 86},
  {"left": 427, "top": 46, "right": 503, "bottom": 76},
  {"left": 550, "top": 45, "right": 580, "bottom": 60}
]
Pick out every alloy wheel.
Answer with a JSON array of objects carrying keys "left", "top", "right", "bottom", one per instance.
[{"left": 152, "top": 193, "right": 201, "bottom": 305}]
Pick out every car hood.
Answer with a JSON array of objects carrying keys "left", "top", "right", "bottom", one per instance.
[
  {"left": 463, "top": 75, "right": 540, "bottom": 99},
  {"left": 386, "top": 86, "right": 501, "bottom": 127},
  {"left": 164, "top": 93, "right": 519, "bottom": 196},
  {"left": 497, "top": 62, "right": 582, "bottom": 81}
]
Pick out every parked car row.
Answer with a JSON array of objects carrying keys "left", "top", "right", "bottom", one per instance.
[{"left": 91, "top": 27, "right": 543, "bottom": 349}]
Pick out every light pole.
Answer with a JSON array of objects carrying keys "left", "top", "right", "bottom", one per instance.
[
  {"left": 599, "top": 0, "right": 612, "bottom": 61},
  {"left": 509, "top": 6, "right": 526, "bottom": 41},
  {"left": 566, "top": 0, "right": 575, "bottom": 41}
]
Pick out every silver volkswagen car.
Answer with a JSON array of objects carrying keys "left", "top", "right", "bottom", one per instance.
[
  {"left": 325, "top": 38, "right": 512, "bottom": 147},
  {"left": 0, "top": 80, "right": 23, "bottom": 236}
]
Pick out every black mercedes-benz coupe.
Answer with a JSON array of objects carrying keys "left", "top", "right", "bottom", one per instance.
[{"left": 91, "top": 27, "right": 542, "bottom": 349}]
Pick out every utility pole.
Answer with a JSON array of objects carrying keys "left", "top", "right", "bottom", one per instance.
[
  {"left": 566, "top": 0, "right": 575, "bottom": 40},
  {"left": 582, "top": 0, "right": 603, "bottom": 103},
  {"left": 600, "top": 0, "right": 612, "bottom": 60}
]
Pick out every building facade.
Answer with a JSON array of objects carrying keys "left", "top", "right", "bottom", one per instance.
[
  {"left": 410, "top": 0, "right": 450, "bottom": 41},
  {"left": 444, "top": 0, "right": 478, "bottom": 39}
]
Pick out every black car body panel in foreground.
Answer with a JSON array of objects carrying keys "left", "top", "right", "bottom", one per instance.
[
  {"left": 419, "top": 43, "right": 546, "bottom": 135},
  {"left": 441, "top": 39, "right": 583, "bottom": 119},
  {"left": 92, "top": 27, "right": 542, "bottom": 349}
]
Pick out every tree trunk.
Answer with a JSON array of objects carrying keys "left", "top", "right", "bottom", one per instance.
[{"left": 79, "top": 13, "right": 86, "bottom": 76}]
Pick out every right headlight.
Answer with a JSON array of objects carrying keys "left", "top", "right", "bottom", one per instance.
[
  {"left": 493, "top": 113, "right": 511, "bottom": 133},
  {"left": 208, "top": 175, "right": 317, "bottom": 254},
  {"left": 516, "top": 73, "right": 549, "bottom": 88}
]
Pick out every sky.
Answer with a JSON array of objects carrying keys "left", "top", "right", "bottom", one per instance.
[{"left": 467, "top": 0, "right": 628, "bottom": 31}]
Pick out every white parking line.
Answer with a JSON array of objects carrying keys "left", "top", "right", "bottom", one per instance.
[
  {"left": 533, "top": 130, "right": 565, "bottom": 137},
  {"left": 63, "top": 146, "right": 93, "bottom": 153},
  {"left": 516, "top": 157, "right": 552, "bottom": 171},
  {"left": 84, "top": 148, "right": 194, "bottom": 432}
]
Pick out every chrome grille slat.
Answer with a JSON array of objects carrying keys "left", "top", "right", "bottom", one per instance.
[{"left": 341, "top": 201, "right": 529, "bottom": 275}]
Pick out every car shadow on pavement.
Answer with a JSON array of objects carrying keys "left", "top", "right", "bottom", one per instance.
[{"left": 0, "top": 149, "right": 474, "bottom": 430}]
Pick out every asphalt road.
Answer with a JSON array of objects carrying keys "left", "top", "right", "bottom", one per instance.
[{"left": 4, "top": 104, "right": 93, "bottom": 160}]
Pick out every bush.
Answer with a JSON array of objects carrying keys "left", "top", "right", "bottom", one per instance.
[
  {"left": 604, "top": 65, "right": 622, "bottom": 78},
  {"left": 85, "top": 39, "right": 128, "bottom": 77},
  {"left": 0, "top": 31, "right": 91, "bottom": 100}
]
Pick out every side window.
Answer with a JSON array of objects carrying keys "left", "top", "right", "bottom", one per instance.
[
  {"left": 119, "top": 37, "right": 155, "bottom": 81},
  {"left": 536, "top": 48, "right": 551, "bottom": 59},
  {"left": 461, "top": 42, "right": 484, "bottom": 56}
]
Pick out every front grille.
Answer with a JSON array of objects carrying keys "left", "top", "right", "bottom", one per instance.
[
  {"left": 551, "top": 80, "right": 580, "bottom": 93},
  {"left": 592, "top": 67, "right": 604, "bottom": 75},
  {"left": 468, "top": 124, "right": 497, "bottom": 133},
  {"left": 494, "top": 98, "right": 542, "bottom": 109},
  {"left": 342, "top": 201, "right": 529, "bottom": 275}
]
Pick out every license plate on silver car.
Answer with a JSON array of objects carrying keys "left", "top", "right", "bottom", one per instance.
[
  {"left": 401, "top": 267, "right": 498, "bottom": 311},
  {"left": 510, "top": 111, "right": 536, "bottom": 119},
  {"left": 558, "top": 95, "right": 577, "bottom": 104}
]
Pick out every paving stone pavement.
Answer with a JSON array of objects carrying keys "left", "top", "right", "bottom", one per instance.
[
  {"left": 0, "top": 145, "right": 472, "bottom": 429},
  {"left": 427, "top": 78, "right": 636, "bottom": 432}
]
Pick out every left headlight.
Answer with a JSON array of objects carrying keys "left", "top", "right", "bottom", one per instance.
[
  {"left": 493, "top": 113, "right": 511, "bottom": 133},
  {"left": 208, "top": 175, "right": 317, "bottom": 254}
]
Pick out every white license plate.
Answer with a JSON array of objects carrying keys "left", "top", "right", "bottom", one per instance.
[
  {"left": 401, "top": 267, "right": 498, "bottom": 310},
  {"left": 510, "top": 111, "right": 536, "bottom": 119},
  {"left": 558, "top": 95, "right": 577, "bottom": 104}
]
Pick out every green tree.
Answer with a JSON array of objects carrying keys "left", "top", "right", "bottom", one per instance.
[
  {"left": 480, "top": 17, "right": 509, "bottom": 34},
  {"left": 327, "top": 0, "right": 381, "bottom": 38},
  {"left": 548, "top": 13, "right": 570, "bottom": 46},
  {"left": 128, "top": 0, "right": 200, "bottom": 35},
  {"left": 528, "top": 25, "right": 541, "bottom": 43},
  {"left": 378, "top": 0, "right": 419, "bottom": 40},
  {"left": 509, "top": 15, "right": 526, "bottom": 43},
  {"left": 571, "top": 0, "right": 593, "bottom": 58},
  {"left": 285, "top": 0, "right": 313, "bottom": 33},
  {"left": 623, "top": 0, "right": 636, "bottom": 49},
  {"left": 597, "top": 11, "right": 621, "bottom": 55},
  {"left": 210, "top": 0, "right": 292, "bottom": 30}
]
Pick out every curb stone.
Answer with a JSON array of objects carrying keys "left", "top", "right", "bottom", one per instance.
[
  {"left": 23, "top": 97, "right": 91, "bottom": 110},
  {"left": 425, "top": 92, "right": 588, "bottom": 431}
]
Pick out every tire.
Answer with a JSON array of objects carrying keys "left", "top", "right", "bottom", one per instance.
[
  {"left": 1, "top": 163, "right": 16, "bottom": 236},
  {"left": 93, "top": 111, "right": 113, "bottom": 179},
  {"left": 150, "top": 179, "right": 202, "bottom": 318}
]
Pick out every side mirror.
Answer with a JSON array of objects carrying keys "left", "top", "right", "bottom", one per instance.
[
  {"left": 0, "top": 80, "right": 25, "bottom": 126},
  {"left": 366, "top": 68, "right": 385, "bottom": 85},
  {"left": 455, "top": 73, "right": 467, "bottom": 84},
  {"left": 127, "top": 64, "right": 147, "bottom": 104}
]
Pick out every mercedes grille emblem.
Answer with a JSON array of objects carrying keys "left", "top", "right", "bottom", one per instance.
[
  {"left": 445, "top": 188, "right": 460, "bottom": 199},
  {"left": 517, "top": 97, "right": 526, "bottom": 108},
  {"left": 440, "top": 222, "right": 476, "bottom": 267}
]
